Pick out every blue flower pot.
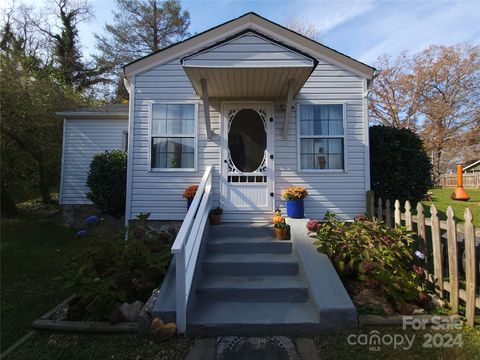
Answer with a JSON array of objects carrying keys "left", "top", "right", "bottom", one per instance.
[
  {"left": 187, "top": 198, "right": 193, "bottom": 210},
  {"left": 286, "top": 199, "right": 304, "bottom": 218}
]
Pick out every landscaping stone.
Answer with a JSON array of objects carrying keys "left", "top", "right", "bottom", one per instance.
[
  {"left": 119, "top": 301, "right": 144, "bottom": 322},
  {"left": 351, "top": 285, "right": 394, "bottom": 316},
  {"left": 150, "top": 317, "right": 176, "bottom": 340}
]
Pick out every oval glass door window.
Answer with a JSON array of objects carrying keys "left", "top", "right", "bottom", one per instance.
[{"left": 228, "top": 109, "right": 266, "bottom": 172}]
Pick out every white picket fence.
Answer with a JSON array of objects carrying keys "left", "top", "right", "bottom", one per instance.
[{"left": 366, "top": 191, "right": 479, "bottom": 327}]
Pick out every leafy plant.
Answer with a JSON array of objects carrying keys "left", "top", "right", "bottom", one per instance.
[
  {"left": 86, "top": 150, "right": 127, "bottom": 218},
  {"left": 369, "top": 125, "right": 433, "bottom": 205},
  {"left": 64, "top": 215, "right": 173, "bottom": 321},
  {"left": 311, "top": 212, "right": 424, "bottom": 307},
  {"left": 209, "top": 207, "right": 223, "bottom": 215}
]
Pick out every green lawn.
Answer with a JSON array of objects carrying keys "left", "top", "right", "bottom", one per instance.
[
  {"left": 422, "top": 188, "right": 480, "bottom": 226},
  {"left": 1, "top": 216, "right": 81, "bottom": 351}
]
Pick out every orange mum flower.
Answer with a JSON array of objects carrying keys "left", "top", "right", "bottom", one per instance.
[
  {"left": 281, "top": 186, "right": 308, "bottom": 200},
  {"left": 183, "top": 185, "right": 199, "bottom": 199}
]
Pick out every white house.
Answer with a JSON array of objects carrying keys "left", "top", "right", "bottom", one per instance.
[
  {"left": 59, "top": 12, "right": 375, "bottom": 220},
  {"left": 59, "top": 12, "right": 377, "bottom": 334}
]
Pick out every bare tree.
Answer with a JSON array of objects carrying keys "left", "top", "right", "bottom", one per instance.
[
  {"left": 413, "top": 44, "right": 480, "bottom": 179},
  {"left": 285, "top": 17, "right": 321, "bottom": 41},
  {"left": 368, "top": 53, "right": 420, "bottom": 130}
]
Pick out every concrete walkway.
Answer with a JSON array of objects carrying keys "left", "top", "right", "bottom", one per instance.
[{"left": 185, "top": 336, "right": 319, "bottom": 360}]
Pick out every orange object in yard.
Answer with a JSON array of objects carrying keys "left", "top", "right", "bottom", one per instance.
[{"left": 451, "top": 164, "right": 470, "bottom": 201}]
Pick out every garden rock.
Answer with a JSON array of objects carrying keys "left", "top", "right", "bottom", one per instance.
[
  {"left": 119, "top": 301, "right": 144, "bottom": 322},
  {"left": 351, "top": 285, "right": 394, "bottom": 316},
  {"left": 150, "top": 317, "right": 176, "bottom": 340}
]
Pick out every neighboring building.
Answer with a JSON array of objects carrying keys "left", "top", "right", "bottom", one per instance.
[
  {"left": 463, "top": 159, "right": 480, "bottom": 174},
  {"left": 57, "top": 104, "right": 128, "bottom": 205}
]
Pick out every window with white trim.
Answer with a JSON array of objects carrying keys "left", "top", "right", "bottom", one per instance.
[
  {"left": 151, "top": 104, "right": 195, "bottom": 169},
  {"left": 299, "top": 104, "right": 345, "bottom": 170}
]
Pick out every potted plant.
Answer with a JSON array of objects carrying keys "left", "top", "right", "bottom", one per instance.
[
  {"left": 273, "top": 209, "right": 289, "bottom": 240},
  {"left": 282, "top": 186, "right": 308, "bottom": 218},
  {"left": 183, "top": 185, "right": 198, "bottom": 210},
  {"left": 209, "top": 207, "right": 223, "bottom": 225}
]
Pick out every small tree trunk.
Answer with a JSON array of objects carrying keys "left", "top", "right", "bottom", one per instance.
[{"left": 37, "top": 161, "right": 52, "bottom": 204}]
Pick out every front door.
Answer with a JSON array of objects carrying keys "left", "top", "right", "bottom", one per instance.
[{"left": 221, "top": 103, "right": 274, "bottom": 213}]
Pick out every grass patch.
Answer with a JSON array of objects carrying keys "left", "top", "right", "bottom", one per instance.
[
  {"left": 314, "top": 325, "right": 480, "bottom": 359},
  {"left": 0, "top": 216, "right": 81, "bottom": 351},
  {"left": 6, "top": 333, "right": 194, "bottom": 360},
  {"left": 422, "top": 188, "right": 480, "bottom": 226}
]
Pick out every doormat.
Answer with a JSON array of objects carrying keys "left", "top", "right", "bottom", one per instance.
[{"left": 215, "top": 336, "right": 300, "bottom": 360}]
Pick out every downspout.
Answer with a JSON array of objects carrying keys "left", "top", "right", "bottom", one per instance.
[{"left": 124, "top": 73, "right": 135, "bottom": 239}]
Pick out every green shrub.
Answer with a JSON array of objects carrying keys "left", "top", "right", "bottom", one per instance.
[
  {"left": 369, "top": 125, "right": 433, "bottom": 204},
  {"left": 312, "top": 212, "right": 424, "bottom": 306},
  {"left": 64, "top": 214, "right": 173, "bottom": 321},
  {"left": 86, "top": 150, "right": 127, "bottom": 218}
]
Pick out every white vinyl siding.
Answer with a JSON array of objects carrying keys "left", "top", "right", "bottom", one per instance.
[
  {"left": 60, "top": 119, "right": 128, "bottom": 204},
  {"left": 183, "top": 33, "right": 313, "bottom": 68},
  {"left": 128, "top": 41, "right": 367, "bottom": 220}
]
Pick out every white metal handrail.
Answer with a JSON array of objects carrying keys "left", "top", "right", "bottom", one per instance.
[{"left": 171, "top": 165, "right": 213, "bottom": 333}]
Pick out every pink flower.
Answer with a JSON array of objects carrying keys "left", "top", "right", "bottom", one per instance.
[
  {"left": 413, "top": 265, "right": 425, "bottom": 276},
  {"left": 306, "top": 219, "right": 322, "bottom": 232}
]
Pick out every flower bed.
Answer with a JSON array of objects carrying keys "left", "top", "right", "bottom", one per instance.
[
  {"left": 308, "top": 212, "right": 443, "bottom": 316},
  {"left": 48, "top": 213, "right": 174, "bottom": 325}
]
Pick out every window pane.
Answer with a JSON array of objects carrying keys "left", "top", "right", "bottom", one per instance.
[
  {"left": 329, "top": 120, "right": 343, "bottom": 135},
  {"left": 329, "top": 155, "right": 344, "bottom": 169},
  {"left": 300, "top": 139, "right": 314, "bottom": 154},
  {"left": 151, "top": 137, "right": 194, "bottom": 169},
  {"left": 301, "top": 154, "right": 314, "bottom": 169},
  {"left": 181, "top": 118, "right": 195, "bottom": 134},
  {"left": 329, "top": 139, "right": 343, "bottom": 154},
  {"left": 314, "top": 139, "right": 328, "bottom": 155},
  {"left": 328, "top": 105, "right": 343, "bottom": 120},
  {"left": 300, "top": 104, "right": 344, "bottom": 136},
  {"left": 182, "top": 104, "right": 195, "bottom": 120}
]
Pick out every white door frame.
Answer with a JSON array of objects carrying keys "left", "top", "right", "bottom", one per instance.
[{"left": 220, "top": 101, "right": 275, "bottom": 213}]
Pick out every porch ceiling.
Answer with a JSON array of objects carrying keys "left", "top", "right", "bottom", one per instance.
[{"left": 183, "top": 66, "right": 313, "bottom": 99}]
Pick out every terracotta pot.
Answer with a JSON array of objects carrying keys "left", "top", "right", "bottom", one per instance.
[
  {"left": 274, "top": 227, "right": 288, "bottom": 240},
  {"left": 210, "top": 214, "right": 221, "bottom": 225}
]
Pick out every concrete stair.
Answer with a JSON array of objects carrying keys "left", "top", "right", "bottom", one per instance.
[{"left": 187, "top": 224, "right": 322, "bottom": 336}]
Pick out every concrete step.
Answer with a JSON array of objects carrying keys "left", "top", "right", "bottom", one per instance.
[
  {"left": 209, "top": 225, "right": 274, "bottom": 241},
  {"left": 188, "top": 301, "right": 322, "bottom": 336},
  {"left": 203, "top": 253, "right": 299, "bottom": 276},
  {"left": 207, "top": 240, "right": 292, "bottom": 254},
  {"left": 197, "top": 275, "right": 308, "bottom": 302}
]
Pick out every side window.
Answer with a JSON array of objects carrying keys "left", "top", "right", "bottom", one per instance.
[
  {"left": 299, "top": 104, "right": 345, "bottom": 170},
  {"left": 150, "top": 104, "right": 195, "bottom": 169}
]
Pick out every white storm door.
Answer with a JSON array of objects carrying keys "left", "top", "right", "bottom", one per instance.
[{"left": 221, "top": 104, "right": 274, "bottom": 212}]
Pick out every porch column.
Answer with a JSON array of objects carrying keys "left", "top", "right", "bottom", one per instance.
[
  {"left": 283, "top": 79, "right": 294, "bottom": 139},
  {"left": 200, "top": 78, "right": 212, "bottom": 139}
]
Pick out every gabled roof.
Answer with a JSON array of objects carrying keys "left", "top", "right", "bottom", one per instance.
[
  {"left": 463, "top": 159, "right": 480, "bottom": 171},
  {"left": 123, "top": 12, "right": 376, "bottom": 79},
  {"left": 56, "top": 104, "right": 128, "bottom": 119}
]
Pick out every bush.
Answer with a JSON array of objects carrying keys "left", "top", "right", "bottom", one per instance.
[
  {"left": 64, "top": 214, "right": 173, "bottom": 321},
  {"left": 311, "top": 212, "right": 427, "bottom": 307},
  {"left": 369, "top": 125, "right": 432, "bottom": 204},
  {"left": 86, "top": 150, "right": 127, "bottom": 218}
]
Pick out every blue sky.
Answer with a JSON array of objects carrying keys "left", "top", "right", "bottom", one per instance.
[{"left": 4, "top": 0, "right": 480, "bottom": 65}]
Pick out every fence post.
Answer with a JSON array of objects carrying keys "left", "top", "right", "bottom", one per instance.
[
  {"left": 446, "top": 206, "right": 459, "bottom": 313},
  {"left": 366, "top": 191, "right": 374, "bottom": 217},
  {"left": 385, "top": 199, "right": 392, "bottom": 228},
  {"left": 430, "top": 204, "right": 444, "bottom": 298},
  {"left": 416, "top": 202, "right": 428, "bottom": 275},
  {"left": 394, "top": 200, "right": 401, "bottom": 226},
  {"left": 464, "top": 208, "right": 476, "bottom": 327},
  {"left": 378, "top": 198, "right": 383, "bottom": 221},
  {"left": 404, "top": 201, "right": 412, "bottom": 231}
]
